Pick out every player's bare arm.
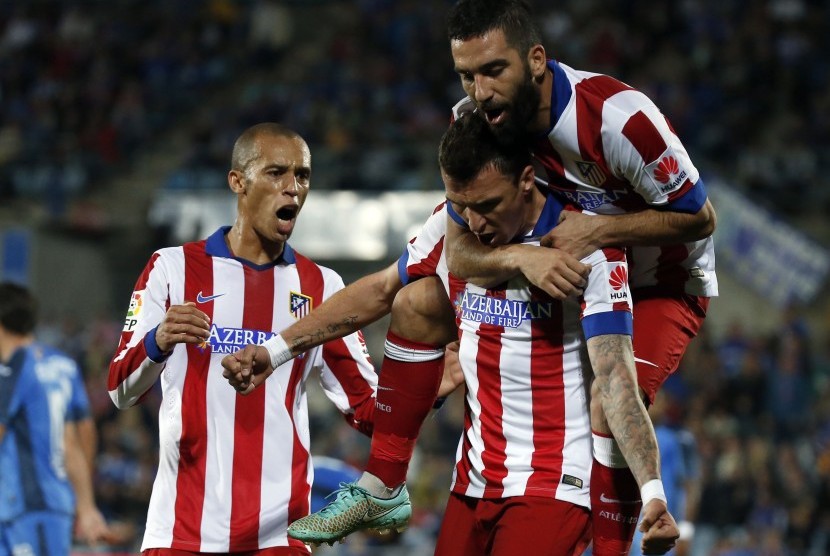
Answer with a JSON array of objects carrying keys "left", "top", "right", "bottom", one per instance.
[
  {"left": 154, "top": 302, "right": 211, "bottom": 353},
  {"left": 222, "top": 262, "right": 404, "bottom": 393},
  {"left": 445, "top": 216, "right": 589, "bottom": 298},
  {"left": 543, "top": 199, "right": 717, "bottom": 259},
  {"left": 64, "top": 421, "right": 112, "bottom": 545},
  {"left": 587, "top": 333, "right": 679, "bottom": 554},
  {"left": 587, "top": 333, "right": 660, "bottom": 485}
]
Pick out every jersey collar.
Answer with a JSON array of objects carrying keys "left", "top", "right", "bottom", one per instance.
[
  {"left": 205, "top": 226, "right": 296, "bottom": 268},
  {"left": 546, "top": 59, "right": 572, "bottom": 133}
]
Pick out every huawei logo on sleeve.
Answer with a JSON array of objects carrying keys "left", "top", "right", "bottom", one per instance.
[
  {"left": 608, "top": 265, "right": 627, "bottom": 291},
  {"left": 654, "top": 156, "right": 679, "bottom": 184}
]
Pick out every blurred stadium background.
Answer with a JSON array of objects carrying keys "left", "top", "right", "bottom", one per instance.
[{"left": 1, "top": 1, "right": 829, "bottom": 554}]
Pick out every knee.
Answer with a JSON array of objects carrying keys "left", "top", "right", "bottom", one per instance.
[{"left": 389, "top": 277, "right": 456, "bottom": 344}]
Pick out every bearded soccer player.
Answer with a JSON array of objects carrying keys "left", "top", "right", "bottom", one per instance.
[{"left": 107, "top": 123, "right": 379, "bottom": 556}]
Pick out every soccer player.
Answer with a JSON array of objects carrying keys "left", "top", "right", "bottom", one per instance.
[
  {"left": 439, "top": 2, "right": 716, "bottom": 553},
  {"left": 0, "top": 282, "right": 110, "bottom": 556},
  {"left": 106, "top": 123, "right": 381, "bottom": 556}
]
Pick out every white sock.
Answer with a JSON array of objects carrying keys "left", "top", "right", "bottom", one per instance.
[{"left": 356, "top": 472, "right": 401, "bottom": 499}]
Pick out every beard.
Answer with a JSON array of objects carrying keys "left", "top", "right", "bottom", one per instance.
[{"left": 480, "top": 66, "right": 541, "bottom": 145}]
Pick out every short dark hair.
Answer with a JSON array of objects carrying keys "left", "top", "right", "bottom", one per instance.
[
  {"left": 0, "top": 282, "right": 37, "bottom": 336},
  {"left": 447, "top": 0, "right": 542, "bottom": 56},
  {"left": 231, "top": 123, "right": 305, "bottom": 177},
  {"left": 439, "top": 114, "right": 531, "bottom": 184}
]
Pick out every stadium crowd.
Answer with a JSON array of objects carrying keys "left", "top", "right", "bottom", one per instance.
[{"left": 1, "top": 1, "right": 829, "bottom": 218}]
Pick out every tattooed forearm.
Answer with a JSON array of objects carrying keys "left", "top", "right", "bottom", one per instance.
[
  {"left": 587, "top": 334, "right": 660, "bottom": 488},
  {"left": 288, "top": 316, "right": 362, "bottom": 355}
]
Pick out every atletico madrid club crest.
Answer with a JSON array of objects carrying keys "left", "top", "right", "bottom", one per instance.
[
  {"left": 290, "top": 291, "right": 313, "bottom": 319},
  {"left": 575, "top": 160, "right": 606, "bottom": 187}
]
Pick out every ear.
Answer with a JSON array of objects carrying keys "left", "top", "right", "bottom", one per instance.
[
  {"left": 528, "top": 44, "right": 547, "bottom": 83},
  {"left": 519, "top": 164, "right": 536, "bottom": 194},
  {"left": 228, "top": 170, "right": 245, "bottom": 194}
]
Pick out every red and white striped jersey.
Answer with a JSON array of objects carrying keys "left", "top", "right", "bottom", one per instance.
[
  {"left": 396, "top": 201, "right": 450, "bottom": 289},
  {"left": 452, "top": 60, "right": 717, "bottom": 298},
  {"left": 402, "top": 194, "right": 633, "bottom": 507},
  {"left": 107, "top": 227, "right": 377, "bottom": 553}
]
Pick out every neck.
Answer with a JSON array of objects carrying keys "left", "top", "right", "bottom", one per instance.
[
  {"left": 531, "top": 67, "right": 554, "bottom": 134},
  {"left": 0, "top": 333, "right": 33, "bottom": 363},
  {"left": 521, "top": 186, "right": 548, "bottom": 237},
  {"left": 226, "top": 220, "right": 285, "bottom": 265}
]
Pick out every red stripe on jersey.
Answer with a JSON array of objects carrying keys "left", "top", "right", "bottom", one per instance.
[
  {"left": 601, "top": 248, "right": 626, "bottom": 263},
  {"left": 525, "top": 290, "right": 565, "bottom": 493},
  {"left": 228, "top": 266, "right": 273, "bottom": 550},
  {"left": 454, "top": 395, "right": 476, "bottom": 492},
  {"left": 108, "top": 252, "right": 162, "bottom": 391},
  {"left": 286, "top": 253, "right": 325, "bottom": 530},
  {"left": 620, "top": 110, "right": 667, "bottom": 165},
  {"left": 654, "top": 245, "right": 690, "bottom": 290},
  {"left": 574, "top": 76, "right": 632, "bottom": 170},
  {"left": 172, "top": 240, "right": 212, "bottom": 549},
  {"left": 475, "top": 290, "right": 509, "bottom": 496},
  {"left": 406, "top": 237, "right": 445, "bottom": 281},
  {"left": 531, "top": 138, "right": 571, "bottom": 191}
]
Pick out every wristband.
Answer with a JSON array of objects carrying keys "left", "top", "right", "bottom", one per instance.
[
  {"left": 262, "top": 334, "right": 293, "bottom": 369},
  {"left": 678, "top": 520, "right": 695, "bottom": 541},
  {"left": 640, "top": 479, "right": 667, "bottom": 505}
]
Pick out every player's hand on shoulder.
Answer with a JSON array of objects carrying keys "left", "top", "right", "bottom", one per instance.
[
  {"left": 221, "top": 344, "right": 273, "bottom": 395},
  {"left": 541, "top": 210, "right": 603, "bottom": 260},
  {"left": 639, "top": 499, "right": 680, "bottom": 555},
  {"left": 517, "top": 244, "right": 589, "bottom": 300},
  {"left": 155, "top": 302, "right": 211, "bottom": 353}
]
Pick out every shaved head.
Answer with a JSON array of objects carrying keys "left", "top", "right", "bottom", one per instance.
[{"left": 232, "top": 123, "right": 306, "bottom": 180}]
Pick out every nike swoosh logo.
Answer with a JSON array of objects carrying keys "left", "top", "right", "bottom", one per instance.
[
  {"left": 362, "top": 505, "right": 400, "bottom": 523},
  {"left": 599, "top": 493, "right": 641, "bottom": 504},
  {"left": 633, "top": 357, "right": 659, "bottom": 368},
  {"left": 196, "top": 291, "right": 225, "bottom": 303}
]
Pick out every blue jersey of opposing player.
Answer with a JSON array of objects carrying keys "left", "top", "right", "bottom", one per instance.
[
  {"left": 0, "top": 343, "right": 91, "bottom": 521},
  {"left": 629, "top": 425, "right": 700, "bottom": 556}
]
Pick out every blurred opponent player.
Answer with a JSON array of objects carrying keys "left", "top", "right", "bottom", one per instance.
[{"left": 0, "top": 282, "right": 110, "bottom": 556}]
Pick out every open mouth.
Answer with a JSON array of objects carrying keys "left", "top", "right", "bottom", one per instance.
[
  {"left": 276, "top": 205, "right": 299, "bottom": 221},
  {"left": 483, "top": 107, "right": 506, "bottom": 125},
  {"left": 476, "top": 232, "right": 496, "bottom": 245}
]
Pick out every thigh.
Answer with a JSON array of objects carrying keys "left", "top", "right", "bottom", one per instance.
[
  {"left": 2, "top": 512, "right": 72, "bottom": 556},
  {"left": 632, "top": 294, "right": 708, "bottom": 404},
  {"left": 485, "top": 497, "right": 591, "bottom": 556},
  {"left": 434, "top": 493, "right": 486, "bottom": 556}
]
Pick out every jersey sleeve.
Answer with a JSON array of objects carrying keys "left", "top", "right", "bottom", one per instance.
[
  {"left": 396, "top": 202, "right": 448, "bottom": 285},
  {"left": 580, "top": 247, "right": 633, "bottom": 339},
  {"left": 66, "top": 361, "right": 91, "bottom": 422},
  {"left": 611, "top": 100, "right": 707, "bottom": 214},
  {"left": 311, "top": 270, "right": 377, "bottom": 435},
  {"left": 107, "top": 250, "right": 172, "bottom": 409}
]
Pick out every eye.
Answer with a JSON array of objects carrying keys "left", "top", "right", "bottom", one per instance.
[{"left": 459, "top": 72, "right": 473, "bottom": 84}]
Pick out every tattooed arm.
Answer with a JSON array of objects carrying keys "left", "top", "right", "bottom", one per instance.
[
  {"left": 221, "top": 262, "right": 404, "bottom": 391},
  {"left": 588, "top": 333, "right": 679, "bottom": 554},
  {"left": 586, "top": 333, "right": 660, "bottom": 486}
]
